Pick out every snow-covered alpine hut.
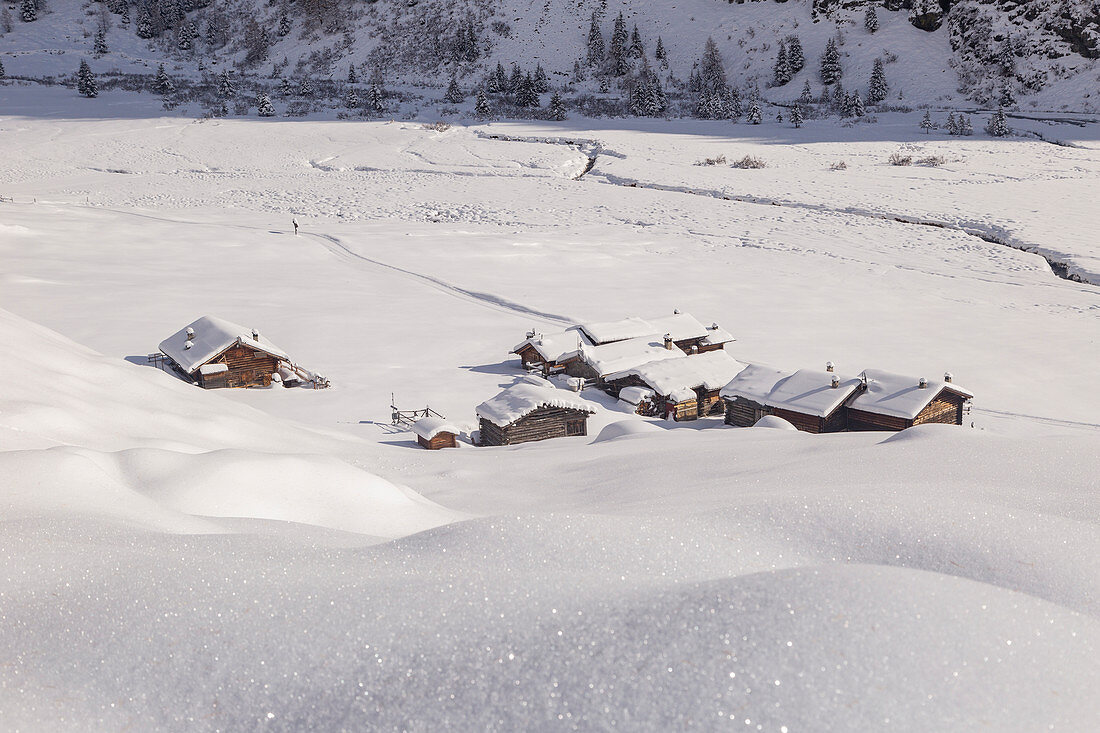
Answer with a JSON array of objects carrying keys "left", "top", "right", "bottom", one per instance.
[
  {"left": 159, "top": 316, "right": 290, "bottom": 389},
  {"left": 476, "top": 382, "right": 598, "bottom": 446},
  {"left": 511, "top": 327, "right": 593, "bottom": 374},
  {"left": 845, "top": 370, "right": 973, "bottom": 431},
  {"left": 720, "top": 364, "right": 865, "bottom": 433},
  {"left": 605, "top": 350, "right": 747, "bottom": 420},
  {"left": 559, "top": 336, "right": 682, "bottom": 383},
  {"left": 412, "top": 416, "right": 460, "bottom": 450},
  {"left": 577, "top": 312, "right": 733, "bottom": 354}
]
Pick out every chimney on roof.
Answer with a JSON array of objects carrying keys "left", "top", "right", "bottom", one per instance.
[
  {"left": 184, "top": 341, "right": 193, "bottom": 350},
  {"left": 691, "top": 345, "right": 698, "bottom": 355},
  {"left": 673, "top": 308, "right": 680, "bottom": 314},
  {"left": 944, "top": 371, "right": 953, "bottom": 383},
  {"left": 826, "top": 361, "right": 835, "bottom": 373},
  {"left": 664, "top": 333, "right": 675, "bottom": 350},
  {"left": 831, "top": 375, "right": 840, "bottom": 389},
  {"left": 918, "top": 377, "right": 928, "bottom": 389},
  {"left": 709, "top": 322, "right": 719, "bottom": 330},
  {"left": 252, "top": 329, "right": 260, "bottom": 341},
  {"left": 526, "top": 328, "right": 536, "bottom": 340},
  {"left": 185, "top": 327, "right": 194, "bottom": 340}
]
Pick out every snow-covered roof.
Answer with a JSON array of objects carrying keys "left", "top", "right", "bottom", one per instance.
[
  {"left": 578, "top": 313, "right": 732, "bottom": 348},
  {"left": 159, "top": 315, "right": 289, "bottom": 375},
  {"left": 512, "top": 327, "right": 592, "bottom": 363},
  {"left": 700, "top": 324, "right": 735, "bottom": 347},
  {"left": 720, "top": 364, "right": 864, "bottom": 418},
  {"left": 412, "top": 416, "right": 460, "bottom": 441},
  {"left": 618, "top": 386, "right": 655, "bottom": 406},
  {"left": 476, "top": 382, "right": 598, "bottom": 427},
  {"left": 668, "top": 387, "right": 698, "bottom": 403},
  {"left": 578, "top": 316, "right": 655, "bottom": 345},
  {"left": 645, "top": 313, "right": 711, "bottom": 342},
  {"left": 847, "top": 369, "right": 973, "bottom": 420},
  {"left": 608, "top": 350, "right": 747, "bottom": 396},
  {"left": 578, "top": 336, "right": 682, "bottom": 377}
]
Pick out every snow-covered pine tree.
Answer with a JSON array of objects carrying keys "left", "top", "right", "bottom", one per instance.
[
  {"left": 153, "top": 63, "right": 174, "bottom": 94},
  {"left": 257, "top": 92, "right": 275, "bottom": 116},
  {"left": 773, "top": 42, "right": 792, "bottom": 87},
  {"left": 219, "top": 69, "right": 236, "bottom": 98},
  {"left": 831, "top": 80, "right": 845, "bottom": 109},
  {"left": 279, "top": 77, "right": 292, "bottom": 96},
  {"left": 799, "top": 79, "right": 813, "bottom": 104},
  {"left": 786, "top": 35, "right": 805, "bottom": 73},
  {"left": 776, "top": 110, "right": 783, "bottom": 123},
  {"left": 748, "top": 102, "right": 762, "bottom": 124},
  {"left": 790, "top": 105, "right": 804, "bottom": 128},
  {"left": 516, "top": 72, "right": 540, "bottom": 108},
  {"left": 727, "top": 86, "right": 743, "bottom": 118},
  {"left": 821, "top": 38, "right": 842, "bottom": 85},
  {"left": 178, "top": 21, "right": 196, "bottom": 51},
  {"left": 77, "top": 60, "right": 98, "bottom": 98},
  {"left": 630, "top": 25, "right": 644, "bottom": 59},
  {"left": 999, "top": 85, "right": 1015, "bottom": 108},
  {"left": 508, "top": 64, "right": 523, "bottom": 97},
  {"left": 867, "top": 58, "right": 888, "bottom": 104},
  {"left": 841, "top": 91, "right": 856, "bottom": 117},
  {"left": 865, "top": 5, "right": 879, "bottom": 34},
  {"left": 20, "top": 0, "right": 36, "bottom": 23},
  {"left": 136, "top": 9, "right": 154, "bottom": 39},
  {"left": 852, "top": 92, "right": 865, "bottom": 117},
  {"left": 347, "top": 66, "right": 357, "bottom": 85},
  {"left": 963, "top": 115, "right": 974, "bottom": 136},
  {"left": 586, "top": 12, "right": 605, "bottom": 67},
  {"left": 493, "top": 62, "right": 508, "bottom": 94},
  {"left": 572, "top": 60, "right": 586, "bottom": 83},
  {"left": 533, "top": 64, "right": 550, "bottom": 94},
  {"left": 277, "top": 12, "right": 290, "bottom": 37},
  {"left": 920, "top": 110, "right": 934, "bottom": 133},
  {"left": 0, "top": 59, "right": 6, "bottom": 79},
  {"left": 444, "top": 76, "right": 464, "bottom": 104},
  {"left": 474, "top": 88, "right": 493, "bottom": 119},
  {"left": 549, "top": 91, "right": 567, "bottom": 121},
  {"left": 345, "top": 87, "right": 360, "bottom": 109},
  {"left": 945, "top": 112, "right": 959, "bottom": 135},
  {"left": 93, "top": 30, "right": 108, "bottom": 57},
  {"left": 610, "top": 12, "right": 629, "bottom": 76},
  {"left": 120, "top": 5, "right": 129, "bottom": 27},
  {"left": 698, "top": 37, "right": 727, "bottom": 95},
  {"left": 366, "top": 84, "right": 384, "bottom": 114},
  {"left": 655, "top": 36, "right": 667, "bottom": 68},
  {"left": 986, "top": 107, "right": 1011, "bottom": 137},
  {"left": 298, "top": 77, "right": 314, "bottom": 97}
]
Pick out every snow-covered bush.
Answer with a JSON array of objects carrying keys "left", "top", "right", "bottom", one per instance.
[{"left": 731, "top": 155, "right": 767, "bottom": 169}]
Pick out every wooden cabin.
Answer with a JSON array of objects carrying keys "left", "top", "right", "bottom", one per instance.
[
  {"left": 845, "top": 370, "right": 972, "bottom": 431},
  {"left": 412, "top": 416, "right": 459, "bottom": 450},
  {"left": 560, "top": 336, "right": 681, "bottom": 384},
  {"left": 511, "top": 327, "right": 592, "bottom": 374},
  {"left": 159, "top": 315, "right": 290, "bottom": 389},
  {"left": 604, "top": 350, "right": 746, "bottom": 422},
  {"left": 720, "top": 364, "right": 864, "bottom": 434},
  {"left": 476, "top": 381, "right": 597, "bottom": 446}
]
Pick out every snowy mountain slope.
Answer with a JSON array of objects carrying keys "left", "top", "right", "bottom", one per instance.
[{"left": 1, "top": 0, "right": 1098, "bottom": 110}]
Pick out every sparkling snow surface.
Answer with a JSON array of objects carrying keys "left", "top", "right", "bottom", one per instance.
[{"left": 1, "top": 94, "right": 1099, "bottom": 731}]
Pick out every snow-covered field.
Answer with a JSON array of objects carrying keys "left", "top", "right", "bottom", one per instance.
[{"left": 1, "top": 87, "right": 1099, "bottom": 730}]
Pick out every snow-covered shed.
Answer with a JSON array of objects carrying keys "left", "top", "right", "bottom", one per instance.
[
  {"left": 606, "top": 351, "right": 747, "bottom": 420},
  {"left": 476, "top": 382, "right": 598, "bottom": 446},
  {"left": 845, "top": 370, "right": 973, "bottom": 431},
  {"left": 159, "top": 316, "right": 290, "bottom": 389},
  {"left": 511, "top": 327, "right": 592, "bottom": 374},
  {"left": 412, "top": 416, "right": 460, "bottom": 450},
  {"left": 720, "top": 364, "right": 865, "bottom": 433}
]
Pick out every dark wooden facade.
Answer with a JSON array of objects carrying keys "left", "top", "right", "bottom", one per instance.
[
  {"left": 847, "top": 389, "right": 968, "bottom": 432},
  {"left": 674, "top": 336, "right": 724, "bottom": 355},
  {"left": 418, "top": 432, "right": 457, "bottom": 450},
  {"left": 723, "top": 396, "right": 848, "bottom": 434},
  {"left": 197, "top": 344, "right": 278, "bottom": 389},
  {"left": 514, "top": 343, "right": 549, "bottom": 371},
  {"left": 479, "top": 406, "right": 591, "bottom": 446}
]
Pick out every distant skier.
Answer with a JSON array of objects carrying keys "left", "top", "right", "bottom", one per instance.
[{"left": 292, "top": 218, "right": 299, "bottom": 235}]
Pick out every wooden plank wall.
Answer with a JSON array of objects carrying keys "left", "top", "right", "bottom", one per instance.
[{"left": 480, "top": 408, "right": 590, "bottom": 446}]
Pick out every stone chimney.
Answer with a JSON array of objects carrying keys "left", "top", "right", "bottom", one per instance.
[
  {"left": 944, "top": 372, "right": 953, "bottom": 383},
  {"left": 186, "top": 327, "right": 194, "bottom": 340},
  {"left": 918, "top": 377, "right": 928, "bottom": 389},
  {"left": 663, "top": 333, "right": 675, "bottom": 350},
  {"left": 831, "top": 375, "right": 840, "bottom": 389},
  {"left": 826, "top": 361, "right": 835, "bottom": 373}
]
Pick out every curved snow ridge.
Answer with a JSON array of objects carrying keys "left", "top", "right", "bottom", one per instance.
[
  {"left": 306, "top": 231, "right": 576, "bottom": 325},
  {"left": 590, "top": 171, "right": 1095, "bottom": 285}
]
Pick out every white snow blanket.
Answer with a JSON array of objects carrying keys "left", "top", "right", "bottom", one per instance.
[
  {"left": 849, "top": 369, "right": 974, "bottom": 419},
  {"left": 721, "top": 364, "right": 864, "bottom": 417},
  {"left": 607, "top": 350, "right": 746, "bottom": 397},
  {"left": 579, "top": 312, "right": 713, "bottom": 345},
  {"left": 159, "top": 315, "right": 289, "bottom": 374},
  {"left": 476, "top": 382, "right": 598, "bottom": 426},
  {"left": 579, "top": 336, "right": 682, "bottom": 377}
]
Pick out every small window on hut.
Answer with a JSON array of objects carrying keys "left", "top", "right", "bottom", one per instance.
[{"left": 566, "top": 419, "right": 585, "bottom": 437}]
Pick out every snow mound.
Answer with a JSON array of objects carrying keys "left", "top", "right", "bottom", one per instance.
[
  {"left": 753, "top": 414, "right": 798, "bottom": 430},
  {"left": 593, "top": 419, "right": 664, "bottom": 443}
]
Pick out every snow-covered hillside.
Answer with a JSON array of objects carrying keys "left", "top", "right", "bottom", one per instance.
[{"left": 1, "top": 0, "right": 1098, "bottom": 113}]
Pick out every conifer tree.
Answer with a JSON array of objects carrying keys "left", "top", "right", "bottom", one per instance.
[
  {"left": 516, "top": 72, "right": 539, "bottom": 108},
  {"left": 136, "top": 9, "right": 154, "bottom": 39},
  {"left": 0, "top": 59, "right": 6, "bottom": 79},
  {"left": 799, "top": 79, "right": 813, "bottom": 104},
  {"left": 946, "top": 112, "right": 959, "bottom": 135},
  {"left": 492, "top": 62, "right": 508, "bottom": 93},
  {"left": 920, "top": 110, "right": 934, "bottom": 133},
  {"left": 655, "top": 36, "right": 667, "bottom": 67},
  {"left": 572, "top": 59, "right": 586, "bottom": 83},
  {"left": 852, "top": 92, "right": 865, "bottom": 117},
  {"left": 586, "top": 12, "right": 604, "bottom": 67},
  {"left": 366, "top": 84, "right": 384, "bottom": 114},
  {"left": 867, "top": 58, "right": 888, "bottom": 104},
  {"left": 609, "top": 12, "right": 629, "bottom": 76},
  {"left": 218, "top": 70, "right": 236, "bottom": 98},
  {"left": 962, "top": 115, "right": 974, "bottom": 136},
  {"left": 347, "top": 66, "right": 357, "bottom": 85},
  {"left": 831, "top": 80, "right": 845, "bottom": 108},
  {"left": 790, "top": 105, "right": 804, "bottom": 128},
  {"left": 257, "top": 92, "right": 275, "bottom": 117},
  {"left": 629, "top": 25, "right": 643, "bottom": 59},
  {"left": 532, "top": 63, "right": 550, "bottom": 94},
  {"left": 153, "top": 63, "right": 174, "bottom": 94},
  {"left": 841, "top": 91, "right": 856, "bottom": 117},
  {"left": 94, "top": 30, "right": 109, "bottom": 57},
  {"left": 298, "top": 77, "right": 314, "bottom": 97},
  {"left": 345, "top": 87, "right": 360, "bottom": 109},
  {"left": 748, "top": 101, "right": 762, "bottom": 124},
  {"left": 776, "top": 110, "right": 783, "bottom": 123},
  {"left": 986, "top": 107, "right": 1011, "bottom": 137},
  {"left": 277, "top": 12, "right": 290, "bottom": 37},
  {"left": 474, "top": 88, "right": 493, "bottom": 119},
  {"left": 279, "top": 77, "right": 292, "bottom": 97},
  {"left": 20, "top": 0, "right": 36, "bottom": 23},
  {"left": 727, "top": 86, "right": 743, "bottom": 118},
  {"left": 786, "top": 35, "right": 805, "bottom": 73},
  {"left": 77, "top": 60, "right": 98, "bottom": 98},
  {"left": 178, "top": 21, "right": 196, "bottom": 51},
  {"left": 444, "top": 76, "right": 464, "bottom": 104},
  {"left": 773, "top": 41, "right": 792, "bottom": 87},
  {"left": 549, "top": 91, "right": 567, "bottom": 121},
  {"left": 820, "top": 38, "right": 842, "bottom": 85},
  {"left": 999, "top": 85, "right": 1015, "bottom": 108},
  {"left": 865, "top": 5, "right": 879, "bottom": 34}
]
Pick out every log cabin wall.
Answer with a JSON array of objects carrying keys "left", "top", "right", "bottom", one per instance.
[
  {"left": 724, "top": 396, "right": 772, "bottom": 427},
  {"left": 846, "top": 408, "right": 911, "bottom": 432},
  {"left": 912, "top": 391, "right": 966, "bottom": 426},
  {"left": 479, "top": 407, "right": 590, "bottom": 446},
  {"left": 667, "top": 400, "right": 699, "bottom": 421},
  {"left": 203, "top": 344, "right": 278, "bottom": 388},
  {"left": 419, "top": 433, "right": 457, "bottom": 450}
]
